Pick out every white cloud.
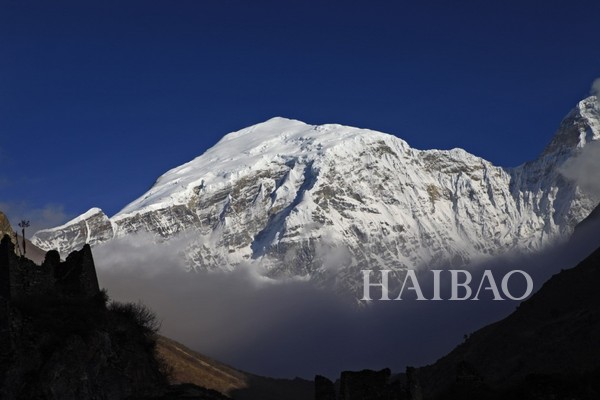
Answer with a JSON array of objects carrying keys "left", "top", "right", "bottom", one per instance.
[
  {"left": 591, "top": 77, "right": 600, "bottom": 98},
  {"left": 560, "top": 141, "right": 600, "bottom": 199},
  {"left": 91, "top": 228, "right": 598, "bottom": 379},
  {"left": 590, "top": 77, "right": 600, "bottom": 109},
  {"left": 0, "top": 202, "right": 72, "bottom": 237}
]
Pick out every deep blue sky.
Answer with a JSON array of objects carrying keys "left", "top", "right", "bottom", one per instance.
[{"left": 1, "top": 0, "right": 599, "bottom": 228}]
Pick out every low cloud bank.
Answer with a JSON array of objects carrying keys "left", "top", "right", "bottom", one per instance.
[
  {"left": 93, "top": 227, "right": 600, "bottom": 379},
  {"left": 560, "top": 141, "right": 600, "bottom": 198}
]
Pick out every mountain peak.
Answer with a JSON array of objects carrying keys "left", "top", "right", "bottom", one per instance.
[
  {"left": 261, "top": 116, "right": 306, "bottom": 125},
  {"left": 541, "top": 96, "right": 600, "bottom": 157},
  {"left": 216, "top": 117, "right": 310, "bottom": 145},
  {"left": 577, "top": 95, "right": 600, "bottom": 111},
  {"left": 115, "top": 118, "right": 403, "bottom": 216},
  {"left": 37, "top": 207, "right": 106, "bottom": 234}
]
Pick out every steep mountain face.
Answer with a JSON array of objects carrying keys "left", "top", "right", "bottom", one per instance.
[
  {"left": 509, "top": 96, "right": 600, "bottom": 244},
  {"left": 32, "top": 207, "right": 114, "bottom": 256},
  {"left": 32, "top": 97, "right": 600, "bottom": 293}
]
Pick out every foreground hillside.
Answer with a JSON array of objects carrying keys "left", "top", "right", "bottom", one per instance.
[
  {"left": 0, "top": 235, "right": 163, "bottom": 399},
  {"left": 417, "top": 244, "right": 600, "bottom": 399},
  {"left": 157, "top": 336, "right": 313, "bottom": 400},
  {"left": 0, "top": 232, "right": 233, "bottom": 400}
]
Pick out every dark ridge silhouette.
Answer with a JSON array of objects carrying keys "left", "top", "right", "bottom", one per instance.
[
  {"left": 0, "top": 212, "right": 46, "bottom": 265},
  {"left": 0, "top": 234, "right": 230, "bottom": 399},
  {"left": 414, "top": 242, "right": 600, "bottom": 399}
]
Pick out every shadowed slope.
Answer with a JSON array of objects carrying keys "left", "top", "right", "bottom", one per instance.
[
  {"left": 418, "top": 243, "right": 600, "bottom": 398},
  {"left": 156, "top": 335, "right": 313, "bottom": 400}
]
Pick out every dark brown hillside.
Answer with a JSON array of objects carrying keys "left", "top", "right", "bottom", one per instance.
[
  {"left": 157, "top": 335, "right": 313, "bottom": 400},
  {"left": 156, "top": 335, "right": 248, "bottom": 395}
]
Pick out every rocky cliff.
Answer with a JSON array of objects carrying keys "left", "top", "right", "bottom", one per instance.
[{"left": 0, "top": 213, "right": 15, "bottom": 241}]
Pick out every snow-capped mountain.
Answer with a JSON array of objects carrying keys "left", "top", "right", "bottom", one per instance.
[{"left": 32, "top": 97, "right": 600, "bottom": 292}]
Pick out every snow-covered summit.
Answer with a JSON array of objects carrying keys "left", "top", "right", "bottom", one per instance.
[
  {"left": 116, "top": 116, "right": 409, "bottom": 217},
  {"left": 214, "top": 116, "right": 309, "bottom": 143}
]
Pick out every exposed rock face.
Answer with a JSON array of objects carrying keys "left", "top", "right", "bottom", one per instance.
[
  {"left": 0, "top": 213, "right": 19, "bottom": 256},
  {"left": 0, "top": 213, "right": 14, "bottom": 240},
  {"left": 32, "top": 98, "right": 600, "bottom": 295},
  {"left": 31, "top": 208, "right": 114, "bottom": 259}
]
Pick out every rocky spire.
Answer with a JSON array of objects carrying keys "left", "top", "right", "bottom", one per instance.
[{"left": 541, "top": 96, "right": 600, "bottom": 158}]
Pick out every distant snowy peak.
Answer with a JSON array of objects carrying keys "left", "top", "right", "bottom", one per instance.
[
  {"left": 42, "top": 207, "right": 107, "bottom": 232},
  {"left": 33, "top": 208, "right": 113, "bottom": 256},
  {"left": 542, "top": 96, "right": 600, "bottom": 157}
]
